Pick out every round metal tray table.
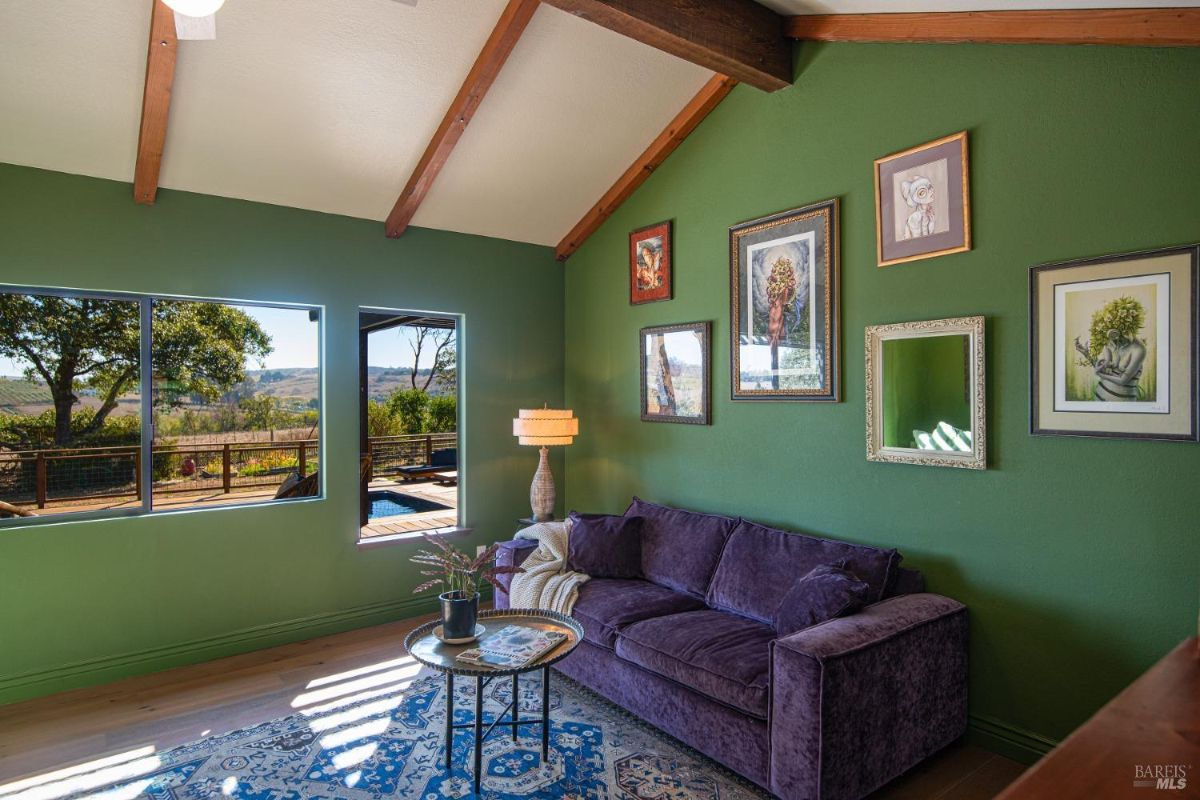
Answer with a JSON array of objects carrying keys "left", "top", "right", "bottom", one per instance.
[{"left": 404, "top": 608, "right": 583, "bottom": 795}]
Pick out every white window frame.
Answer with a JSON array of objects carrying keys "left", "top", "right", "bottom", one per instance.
[
  {"left": 357, "top": 307, "right": 464, "bottom": 545},
  {"left": 0, "top": 284, "right": 323, "bottom": 527}
]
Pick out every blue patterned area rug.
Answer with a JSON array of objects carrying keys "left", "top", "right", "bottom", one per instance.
[{"left": 44, "top": 668, "right": 769, "bottom": 799}]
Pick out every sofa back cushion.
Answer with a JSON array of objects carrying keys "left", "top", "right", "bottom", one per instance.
[
  {"left": 706, "top": 520, "right": 902, "bottom": 624},
  {"left": 624, "top": 497, "right": 738, "bottom": 599}
]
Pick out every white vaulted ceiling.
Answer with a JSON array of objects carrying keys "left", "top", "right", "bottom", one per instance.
[
  {"left": 0, "top": 0, "right": 709, "bottom": 246},
  {"left": 0, "top": 0, "right": 1194, "bottom": 246}
]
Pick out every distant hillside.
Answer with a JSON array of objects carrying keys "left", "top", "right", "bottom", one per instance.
[
  {"left": 0, "top": 367, "right": 450, "bottom": 416},
  {"left": 245, "top": 367, "right": 320, "bottom": 402},
  {"left": 0, "top": 377, "right": 52, "bottom": 408},
  {"left": 0, "top": 377, "right": 141, "bottom": 417},
  {"left": 247, "top": 367, "right": 452, "bottom": 403}
]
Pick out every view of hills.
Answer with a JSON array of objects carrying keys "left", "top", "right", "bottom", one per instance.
[
  {"left": 251, "top": 366, "right": 452, "bottom": 403},
  {"left": 0, "top": 366, "right": 449, "bottom": 416}
]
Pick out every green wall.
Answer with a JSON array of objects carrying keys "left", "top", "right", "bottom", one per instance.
[
  {"left": 563, "top": 43, "right": 1200, "bottom": 761},
  {"left": 0, "top": 164, "right": 564, "bottom": 703}
]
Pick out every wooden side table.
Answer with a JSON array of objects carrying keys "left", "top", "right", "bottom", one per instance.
[
  {"left": 996, "top": 637, "right": 1199, "bottom": 798},
  {"left": 404, "top": 608, "right": 583, "bottom": 795}
]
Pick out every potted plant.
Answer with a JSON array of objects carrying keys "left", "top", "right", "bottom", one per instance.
[{"left": 411, "top": 533, "right": 523, "bottom": 641}]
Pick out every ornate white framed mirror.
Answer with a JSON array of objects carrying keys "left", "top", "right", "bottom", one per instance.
[{"left": 866, "top": 316, "right": 986, "bottom": 469}]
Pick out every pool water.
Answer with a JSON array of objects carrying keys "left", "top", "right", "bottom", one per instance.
[{"left": 368, "top": 490, "right": 451, "bottom": 519}]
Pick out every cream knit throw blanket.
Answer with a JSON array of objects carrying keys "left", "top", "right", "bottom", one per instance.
[{"left": 507, "top": 520, "right": 590, "bottom": 614}]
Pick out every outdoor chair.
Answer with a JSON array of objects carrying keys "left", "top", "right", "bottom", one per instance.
[{"left": 397, "top": 447, "right": 457, "bottom": 482}]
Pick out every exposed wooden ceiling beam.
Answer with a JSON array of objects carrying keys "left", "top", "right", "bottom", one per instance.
[
  {"left": 785, "top": 9, "right": 1200, "bottom": 46},
  {"left": 385, "top": 0, "right": 540, "bottom": 238},
  {"left": 540, "top": 0, "right": 791, "bottom": 92},
  {"left": 556, "top": 74, "right": 737, "bottom": 261},
  {"left": 133, "top": 0, "right": 178, "bottom": 205}
]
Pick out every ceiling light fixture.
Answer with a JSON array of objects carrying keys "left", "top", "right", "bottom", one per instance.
[{"left": 162, "top": 0, "right": 226, "bottom": 18}]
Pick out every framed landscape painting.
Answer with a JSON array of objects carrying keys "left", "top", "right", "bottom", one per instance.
[
  {"left": 1030, "top": 244, "right": 1198, "bottom": 441},
  {"left": 630, "top": 221, "right": 672, "bottom": 305},
  {"left": 641, "top": 321, "right": 710, "bottom": 424},
  {"left": 729, "top": 198, "right": 840, "bottom": 401},
  {"left": 874, "top": 131, "right": 971, "bottom": 267}
]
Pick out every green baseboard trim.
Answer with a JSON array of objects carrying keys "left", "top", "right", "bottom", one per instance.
[
  {"left": 0, "top": 595, "right": 441, "bottom": 707},
  {"left": 968, "top": 714, "right": 1058, "bottom": 765}
]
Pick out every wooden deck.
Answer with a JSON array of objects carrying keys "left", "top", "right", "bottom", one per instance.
[
  {"left": 360, "top": 478, "right": 459, "bottom": 539},
  {"left": 19, "top": 487, "right": 284, "bottom": 516},
  {"left": 14, "top": 478, "right": 459, "bottom": 540}
]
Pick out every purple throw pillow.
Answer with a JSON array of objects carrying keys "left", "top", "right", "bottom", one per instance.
[
  {"left": 774, "top": 563, "right": 870, "bottom": 637},
  {"left": 567, "top": 512, "right": 643, "bottom": 579}
]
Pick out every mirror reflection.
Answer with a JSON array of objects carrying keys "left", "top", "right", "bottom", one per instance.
[{"left": 882, "top": 334, "right": 972, "bottom": 452}]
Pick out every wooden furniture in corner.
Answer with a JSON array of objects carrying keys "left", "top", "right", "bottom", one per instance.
[{"left": 996, "top": 637, "right": 1200, "bottom": 798}]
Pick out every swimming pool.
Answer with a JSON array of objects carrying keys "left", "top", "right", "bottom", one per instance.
[{"left": 367, "top": 490, "right": 452, "bottom": 519}]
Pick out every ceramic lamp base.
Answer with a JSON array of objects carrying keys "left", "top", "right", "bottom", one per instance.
[{"left": 530, "top": 446, "right": 555, "bottom": 521}]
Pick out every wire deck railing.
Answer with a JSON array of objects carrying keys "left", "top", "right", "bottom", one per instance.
[{"left": 0, "top": 432, "right": 455, "bottom": 509}]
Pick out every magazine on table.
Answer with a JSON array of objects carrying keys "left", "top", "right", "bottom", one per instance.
[{"left": 456, "top": 624, "right": 567, "bottom": 669}]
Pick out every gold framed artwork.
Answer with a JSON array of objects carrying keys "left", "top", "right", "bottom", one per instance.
[
  {"left": 874, "top": 131, "right": 971, "bottom": 267},
  {"left": 1030, "top": 244, "right": 1199, "bottom": 442},
  {"left": 729, "top": 198, "right": 840, "bottom": 402}
]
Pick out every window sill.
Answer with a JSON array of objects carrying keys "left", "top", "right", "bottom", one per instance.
[{"left": 356, "top": 525, "right": 473, "bottom": 550}]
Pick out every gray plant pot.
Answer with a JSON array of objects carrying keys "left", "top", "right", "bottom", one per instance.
[{"left": 440, "top": 590, "right": 480, "bottom": 640}]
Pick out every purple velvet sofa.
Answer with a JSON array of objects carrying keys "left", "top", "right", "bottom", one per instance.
[{"left": 494, "top": 498, "right": 968, "bottom": 800}]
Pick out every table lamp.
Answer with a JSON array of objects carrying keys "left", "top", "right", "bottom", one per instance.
[{"left": 513, "top": 407, "right": 578, "bottom": 521}]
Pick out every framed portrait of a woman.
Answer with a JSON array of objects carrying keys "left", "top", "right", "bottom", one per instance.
[
  {"left": 729, "top": 198, "right": 840, "bottom": 402},
  {"left": 1030, "top": 243, "right": 1198, "bottom": 441},
  {"left": 874, "top": 131, "right": 970, "bottom": 268}
]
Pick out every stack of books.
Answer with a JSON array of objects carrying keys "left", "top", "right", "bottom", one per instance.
[{"left": 456, "top": 624, "right": 567, "bottom": 669}]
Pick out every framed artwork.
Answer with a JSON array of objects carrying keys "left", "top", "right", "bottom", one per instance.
[
  {"left": 1030, "top": 244, "right": 1198, "bottom": 441},
  {"left": 874, "top": 131, "right": 971, "bottom": 267},
  {"left": 630, "top": 221, "right": 672, "bottom": 305},
  {"left": 729, "top": 197, "right": 840, "bottom": 401},
  {"left": 640, "top": 321, "right": 711, "bottom": 425}
]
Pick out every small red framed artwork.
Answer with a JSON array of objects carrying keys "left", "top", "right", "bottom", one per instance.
[{"left": 629, "top": 221, "right": 673, "bottom": 305}]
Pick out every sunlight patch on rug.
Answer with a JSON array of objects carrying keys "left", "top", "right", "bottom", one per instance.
[{"left": 15, "top": 670, "right": 768, "bottom": 799}]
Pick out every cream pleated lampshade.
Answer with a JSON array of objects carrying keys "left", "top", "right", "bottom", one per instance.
[{"left": 513, "top": 408, "right": 579, "bottom": 446}]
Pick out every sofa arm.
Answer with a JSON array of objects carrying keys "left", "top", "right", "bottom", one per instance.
[
  {"left": 769, "top": 593, "right": 968, "bottom": 800},
  {"left": 492, "top": 539, "right": 538, "bottom": 609}
]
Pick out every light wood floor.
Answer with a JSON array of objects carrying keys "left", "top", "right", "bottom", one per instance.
[{"left": 0, "top": 611, "right": 1025, "bottom": 798}]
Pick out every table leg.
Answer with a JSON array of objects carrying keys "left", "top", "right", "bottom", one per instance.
[
  {"left": 512, "top": 672, "right": 519, "bottom": 742},
  {"left": 444, "top": 672, "right": 454, "bottom": 770},
  {"left": 474, "top": 675, "right": 484, "bottom": 795},
  {"left": 541, "top": 666, "right": 550, "bottom": 761}
]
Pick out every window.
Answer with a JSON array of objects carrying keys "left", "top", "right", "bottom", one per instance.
[
  {"left": 359, "top": 309, "right": 460, "bottom": 540},
  {"left": 0, "top": 287, "right": 321, "bottom": 523}
]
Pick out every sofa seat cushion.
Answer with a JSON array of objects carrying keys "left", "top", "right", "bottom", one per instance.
[
  {"left": 571, "top": 578, "right": 706, "bottom": 650},
  {"left": 625, "top": 497, "right": 738, "bottom": 599},
  {"left": 614, "top": 609, "right": 775, "bottom": 719},
  {"left": 707, "top": 520, "right": 902, "bottom": 624}
]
